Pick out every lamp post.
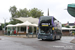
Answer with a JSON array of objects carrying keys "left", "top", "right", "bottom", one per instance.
[
  {"left": 4, "top": 18, "right": 6, "bottom": 35},
  {"left": 48, "top": 8, "right": 49, "bottom": 16}
]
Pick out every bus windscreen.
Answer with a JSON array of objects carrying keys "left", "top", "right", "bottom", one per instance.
[{"left": 39, "top": 16, "right": 52, "bottom": 33}]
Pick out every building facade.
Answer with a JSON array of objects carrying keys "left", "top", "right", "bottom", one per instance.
[{"left": 62, "top": 23, "right": 75, "bottom": 36}]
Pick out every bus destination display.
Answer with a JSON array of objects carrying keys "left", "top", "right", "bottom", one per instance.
[{"left": 42, "top": 23, "right": 50, "bottom": 26}]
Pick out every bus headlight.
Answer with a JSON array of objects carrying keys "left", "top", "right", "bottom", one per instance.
[{"left": 52, "top": 27, "right": 54, "bottom": 30}]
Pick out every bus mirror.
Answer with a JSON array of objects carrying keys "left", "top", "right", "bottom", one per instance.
[{"left": 52, "top": 27, "right": 54, "bottom": 30}]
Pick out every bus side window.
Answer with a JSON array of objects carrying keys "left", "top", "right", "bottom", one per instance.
[
  {"left": 54, "top": 20, "right": 57, "bottom": 27},
  {"left": 53, "top": 18, "right": 56, "bottom": 26}
]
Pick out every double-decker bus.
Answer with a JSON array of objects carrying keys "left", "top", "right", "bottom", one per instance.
[{"left": 38, "top": 16, "right": 62, "bottom": 40}]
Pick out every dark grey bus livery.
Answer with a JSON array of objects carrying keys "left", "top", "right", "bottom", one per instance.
[{"left": 38, "top": 16, "right": 62, "bottom": 40}]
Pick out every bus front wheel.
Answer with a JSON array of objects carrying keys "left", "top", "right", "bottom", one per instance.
[
  {"left": 58, "top": 36, "right": 61, "bottom": 40},
  {"left": 52, "top": 36, "right": 56, "bottom": 41},
  {"left": 42, "top": 39, "right": 45, "bottom": 41}
]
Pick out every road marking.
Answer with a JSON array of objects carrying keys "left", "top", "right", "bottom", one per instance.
[
  {"left": 56, "top": 40, "right": 75, "bottom": 45},
  {"left": 53, "top": 45, "right": 73, "bottom": 49}
]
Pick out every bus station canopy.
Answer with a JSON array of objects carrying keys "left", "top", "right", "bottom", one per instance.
[
  {"left": 6, "top": 21, "right": 38, "bottom": 34},
  {"left": 15, "top": 23, "right": 22, "bottom": 27},
  {"left": 31, "top": 24, "right": 38, "bottom": 27},
  {"left": 6, "top": 21, "right": 38, "bottom": 27},
  {"left": 17, "top": 21, "right": 38, "bottom": 27},
  {"left": 6, "top": 24, "right": 22, "bottom": 27},
  {"left": 6, "top": 24, "right": 15, "bottom": 27},
  {"left": 18, "top": 21, "right": 32, "bottom": 26},
  {"left": 67, "top": 4, "right": 75, "bottom": 17},
  {"left": 14, "top": 17, "right": 39, "bottom": 24},
  {"left": 62, "top": 27, "right": 75, "bottom": 30}
]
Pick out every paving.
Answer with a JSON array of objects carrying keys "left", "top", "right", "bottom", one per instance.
[
  {"left": 58, "top": 36, "right": 74, "bottom": 44},
  {"left": 4, "top": 35, "right": 37, "bottom": 38},
  {"left": 70, "top": 39, "right": 75, "bottom": 43},
  {"left": 0, "top": 36, "right": 75, "bottom": 50}
]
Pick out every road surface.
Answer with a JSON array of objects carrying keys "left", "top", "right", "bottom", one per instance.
[{"left": 0, "top": 36, "right": 75, "bottom": 50}]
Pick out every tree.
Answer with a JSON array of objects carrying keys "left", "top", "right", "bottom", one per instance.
[
  {"left": 30, "top": 8, "right": 44, "bottom": 18},
  {"left": 9, "top": 6, "right": 23, "bottom": 24},
  {"left": 0, "top": 25, "right": 2, "bottom": 30},
  {"left": 0, "top": 23, "right": 9, "bottom": 30},
  {"left": 62, "top": 24, "right": 65, "bottom": 27},
  {"left": 9, "top": 6, "right": 44, "bottom": 24},
  {"left": 9, "top": 19, "right": 23, "bottom": 25},
  {"left": 65, "top": 25, "right": 70, "bottom": 28},
  {"left": 18, "top": 8, "right": 30, "bottom": 17},
  {"left": 9, "top": 6, "right": 17, "bottom": 18},
  {"left": 9, "top": 6, "right": 44, "bottom": 18}
]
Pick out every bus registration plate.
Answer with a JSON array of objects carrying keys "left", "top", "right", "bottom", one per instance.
[{"left": 42, "top": 25, "right": 48, "bottom": 26}]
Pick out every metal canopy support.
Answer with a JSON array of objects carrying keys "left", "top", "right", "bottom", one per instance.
[{"left": 26, "top": 26, "right": 28, "bottom": 33}]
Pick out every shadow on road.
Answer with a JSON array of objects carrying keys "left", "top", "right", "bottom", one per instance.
[{"left": 39, "top": 39, "right": 60, "bottom": 42}]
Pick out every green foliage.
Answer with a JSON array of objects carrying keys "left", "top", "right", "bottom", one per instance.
[
  {"left": 62, "top": 24, "right": 65, "bottom": 27},
  {"left": 9, "top": 6, "right": 44, "bottom": 18},
  {"left": 1, "top": 24, "right": 4, "bottom": 29},
  {"left": 0, "top": 25, "right": 2, "bottom": 30},
  {"left": 0, "top": 23, "right": 9, "bottom": 30},
  {"left": 9, "top": 6, "right": 17, "bottom": 17},
  {"left": 72, "top": 26, "right": 75, "bottom": 28},
  {"left": 30, "top": 8, "right": 44, "bottom": 18},
  {"left": 65, "top": 25, "right": 70, "bottom": 28},
  {"left": 72, "top": 31, "right": 75, "bottom": 34},
  {"left": 62, "top": 24, "right": 70, "bottom": 28},
  {"left": 16, "top": 8, "right": 30, "bottom": 17},
  {"left": 9, "top": 19, "right": 23, "bottom": 25}
]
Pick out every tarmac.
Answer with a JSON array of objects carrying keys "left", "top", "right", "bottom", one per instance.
[
  {"left": 4, "top": 35, "right": 37, "bottom": 38},
  {"left": 0, "top": 36, "right": 75, "bottom": 50},
  {"left": 3, "top": 35, "right": 75, "bottom": 44},
  {"left": 70, "top": 39, "right": 75, "bottom": 43}
]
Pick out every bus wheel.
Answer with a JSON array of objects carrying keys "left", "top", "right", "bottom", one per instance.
[
  {"left": 52, "top": 36, "right": 56, "bottom": 41},
  {"left": 42, "top": 39, "right": 45, "bottom": 41},
  {"left": 58, "top": 36, "right": 61, "bottom": 40}
]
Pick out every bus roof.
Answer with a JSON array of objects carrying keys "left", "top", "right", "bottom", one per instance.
[
  {"left": 40, "top": 16, "right": 53, "bottom": 18},
  {"left": 39, "top": 16, "right": 60, "bottom": 23}
]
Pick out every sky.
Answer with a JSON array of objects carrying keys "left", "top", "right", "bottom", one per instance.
[{"left": 0, "top": 0, "right": 75, "bottom": 24}]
